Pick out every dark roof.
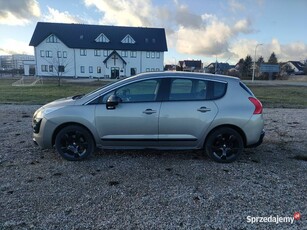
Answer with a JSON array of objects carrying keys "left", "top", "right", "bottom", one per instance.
[
  {"left": 29, "top": 22, "right": 168, "bottom": 52},
  {"left": 288, "top": 61, "right": 304, "bottom": 71},
  {"left": 182, "top": 60, "right": 202, "bottom": 68},
  {"left": 206, "top": 62, "right": 231, "bottom": 71}
]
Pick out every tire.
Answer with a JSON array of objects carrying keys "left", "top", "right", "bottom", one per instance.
[
  {"left": 205, "top": 127, "right": 243, "bottom": 163},
  {"left": 55, "top": 125, "right": 95, "bottom": 161}
]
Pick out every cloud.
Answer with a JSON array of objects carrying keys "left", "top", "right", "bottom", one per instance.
[
  {"left": 0, "top": 39, "right": 34, "bottom": 55},
  {"left": 230, "top": 39, "right": 307, "bottom": 63},
  {"left": 43, "top": 7, "right": 83, "bottom": 24},
  {"left": 175, "top": 5, "right": 203, "bottom": 29},
  {"left": 228, "top": 0, "right": 245, "bottom": 12},
  {"left": 84, "top": 0, "right": 155, "bottom": 27},
  {"left": 0, "top": 0, "right": 40, "bottom": 25}
]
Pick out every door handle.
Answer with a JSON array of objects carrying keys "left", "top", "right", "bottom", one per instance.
[
  {"left": 143, "top": 109, "right": 156, "bottom": 114},
  {"left": 197, "top": 107, "right": 211, "bottom": 113}
]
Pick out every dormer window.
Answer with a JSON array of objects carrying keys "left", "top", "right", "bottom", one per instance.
[
  {"left": 95, "top": 33, "right": 110, "bottom": 43},
  {"left": 121, "top": 34, "right": 135, "bottom": 44},
  {"left": 46, "top": 35, "right": 58, "bottom": 43}
]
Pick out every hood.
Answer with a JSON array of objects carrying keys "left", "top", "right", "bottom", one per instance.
[{"left": 41, "top": 96, "right": 77, "bottom": 109}]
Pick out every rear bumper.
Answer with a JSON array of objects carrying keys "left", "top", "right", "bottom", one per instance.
[{"left": 246, "top": 129, "right": 265, "bottom": 148}]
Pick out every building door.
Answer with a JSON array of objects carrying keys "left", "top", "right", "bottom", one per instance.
[{"left": 111, "top": 67, "right": 120, "bottom": 79}]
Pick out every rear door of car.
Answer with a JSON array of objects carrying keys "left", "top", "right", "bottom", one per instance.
[
  {"left": 94, "top": 78, "right": 162, "bottom": 147},
  {"left": 158, "top": 77, "right": 220, "bottom": 148}
]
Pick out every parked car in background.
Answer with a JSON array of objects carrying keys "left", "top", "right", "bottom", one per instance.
[{"left": 32, "top": 72, "right": 265, "bottom": 163}]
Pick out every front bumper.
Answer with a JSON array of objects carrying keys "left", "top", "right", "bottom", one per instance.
[{"left": 246, "top": 129, "right": 265, "bottom": 148}]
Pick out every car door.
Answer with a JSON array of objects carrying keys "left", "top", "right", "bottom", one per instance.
[
  {"left": 95, "top": 79, "right": 161, "bottom": 147},
  {"left": 158, "top": 78, "right": 219, "bottom": 148}
]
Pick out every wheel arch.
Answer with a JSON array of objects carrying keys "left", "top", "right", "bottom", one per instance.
[
  {"left": 204, "top": 124, "right": 247, "bottom": 148},
  {"left": 52, "top": 122, "right": 96, "bottom": 147}
]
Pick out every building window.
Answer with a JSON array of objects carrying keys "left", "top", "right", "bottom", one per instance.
[
  {"left": 80, "top": 66, "right": 85, "bottom": 73},
  {"left": 57, "top": 51, "right": 62, "bottom": 58},
  {"left": 49, "top": 65, "right": 53, "bottom": 72},
  {"left": 146, "top": 68, "right": 150, "bottom": 72},
  {"left": 156, "top": 68, "right": 160, "bottom": 71},
  {"left": 45, "top": 51, "right": 52, "bottom": 58},
  {"left": 121, "top": 34, "right": 135, "bottom": 44},
  {"left": 97, "top": 66, "right": 101, "bottom": 73},
  {"left": 40, "top": 50, "right": 44, "bottom": 57},
  {"left": 103, "top": 50, "right": 108, "bottom": 57},
  {"left": 89, "top": 66, "right": 93, "bottom": 73},
  {"left": 151, "top": 68, "right": 155, "bottom": 71},
  {"left": 130, "top": 68, "right": 136, "bottom": 76},
  {"left": 80, "top": 49, "right": 87, "bottom": 56},
  {"left": 63, "top": 51, "right": 67, "bottom": 58},
  {"left": 41, "top": 65, "right": 48, "bottom": 72},
  {"left": 121, "top": 51, "right": 128, "bottom": 57},
  {"left": 146, "top": 52, "right": 150, "bottom": 58},
  {"left": 151, "top": 52, "right": 155, "bottom": 58},
  {"left": 94, "top": 50, "right": 101, "bottom": 56},
  {"left": 46, "top": 35, "right": 57, "bottom": 43},
  {"left": 156, "top": 52, "right": 160, "bottom": 58},
  {"left": 95, "top": 33, "right": 110, "bottom": 43},
  {"left": 130, "top": 51, "right": 137, "bottom": 58}
]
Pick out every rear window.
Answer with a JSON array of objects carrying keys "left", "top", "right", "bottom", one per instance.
[
  {"left": 212, "top": 81, "right": 227, "bottom": 99},
  {"left": 239, "top": 82, "right": 254, "bottom": 96},
  {"left": 168, "top": 78, "right": 227, "bottom": 101}
]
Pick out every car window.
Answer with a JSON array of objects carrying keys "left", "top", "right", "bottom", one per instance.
[
  {"left": 102, "top": 79, "right": 160, "bottom": 103},
  {"left": 169, "top": 79, "right": 207, "bottom": 101},
  {"left": 212, "top": 81, "right": 227, "bottom": 99}
]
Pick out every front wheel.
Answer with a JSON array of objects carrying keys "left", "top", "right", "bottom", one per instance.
[
  {"left": 205, "top": 127, "right": 243, "bottom": 163},
  {"left": 55, "top": 125, "right": 95, "bottom": 161}
]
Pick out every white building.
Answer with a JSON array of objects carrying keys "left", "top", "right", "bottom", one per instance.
[
  {"left": 29, "top": 22, "right": 168, "bottom": 79},
  {"left": 0, "top": 54, "right": 34, "bottom": 70}
]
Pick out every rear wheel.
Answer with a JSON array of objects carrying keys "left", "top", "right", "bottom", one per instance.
[
  {"left": 205, "top": 127, "right": 243, "bottom": 163},
  {"left": 55, "top": 125, "right": 94, "bottom": 161}
]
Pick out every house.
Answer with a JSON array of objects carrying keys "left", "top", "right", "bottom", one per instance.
[
  {"left": 205, "top": 62, "right": 233, "bottom": 74},
  {"left": 29, "top": 22, "right": 168, "bottom": 78},
  {"left": 178, "top": 60, "right": 202, "bottom": 72},
  {"left": 280, "top": 61, "right": 305, "bottom": 75}
]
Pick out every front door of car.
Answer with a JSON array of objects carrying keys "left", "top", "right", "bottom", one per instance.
[
  {"left": 95, "top": 79, "right": 161, "bottom": 147},
  {"left": 158, "top": 78, "right": 218, "bottom": 148}
]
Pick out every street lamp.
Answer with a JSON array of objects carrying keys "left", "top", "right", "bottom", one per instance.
[{"left": 252, "top": 43, "right": 263, "bottom": 82}]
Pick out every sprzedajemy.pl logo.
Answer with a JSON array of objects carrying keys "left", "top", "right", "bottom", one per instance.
[{"left": 247, "top": 212, "right": 301, "bottom": 224}]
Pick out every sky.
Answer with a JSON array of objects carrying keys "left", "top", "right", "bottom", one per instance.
[{"left": 0, "top": 0, "right": 306, "bottom": 65}]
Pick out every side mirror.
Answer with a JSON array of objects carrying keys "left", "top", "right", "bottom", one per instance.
[{"left": 106, "top": 95, "right": 122, "bottom": 110}]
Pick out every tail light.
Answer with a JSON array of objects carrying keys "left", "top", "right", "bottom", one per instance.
[{"left": 249, "top": 97, "right": 263, "bottom": 114}]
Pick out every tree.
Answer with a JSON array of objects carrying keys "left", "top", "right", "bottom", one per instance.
[
  {"left": 44, "top": 48, "right": 72, "bottom": 86},
  {"left": 256, "top": 56, "right": 265, "bottom": 77},
  {"left": 268, "top": 52, "right": 278, "bottom": 64},
  {"left": 236, "top": 58, "right": 244, "bottom": 78},
  {"left": 257, "top": 56, "right": 265, "bottom": 65},
  {"left": 242, "top": 55, "right": 253, "bottom": 78}
]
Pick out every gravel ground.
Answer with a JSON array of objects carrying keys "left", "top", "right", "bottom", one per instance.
[{"left": 0, "top": 104, "right": 306, "bottom": 230}]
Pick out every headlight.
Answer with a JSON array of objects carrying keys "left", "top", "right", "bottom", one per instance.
[{"left": 33, "top": 107, "right": 61, "bottom": 120}]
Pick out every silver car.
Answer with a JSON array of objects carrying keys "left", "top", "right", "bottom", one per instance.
[{"left": 32, "top": 72, "right": 265, "bottom": 163}]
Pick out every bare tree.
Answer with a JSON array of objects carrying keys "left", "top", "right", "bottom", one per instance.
[{"left": 43, "top": 46, "right": 73, "bottom": 86}]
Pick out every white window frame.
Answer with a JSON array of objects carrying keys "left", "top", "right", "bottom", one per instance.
[
  {"left": 130, "top": 51, "right": 137, "bottom": 58},
  {"left": 80, "top": 66, "right": 85, "bottom": 73},
  {"left": 80, "top": 49, "right": 87, "bottom": 56}
]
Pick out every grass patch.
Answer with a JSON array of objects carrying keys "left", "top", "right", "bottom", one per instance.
[
  {"left": 247, "top": 85, "right": 307, "bottom": 108},
  {"left": 0, "top": 78, "right": 105, "bottom": 104},
  {"left": 0, "top": 78, "right": 306, "bottom": 108}
]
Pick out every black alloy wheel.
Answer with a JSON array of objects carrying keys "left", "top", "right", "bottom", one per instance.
[
  {"left": 55, "top": 125, "right": 94, "bottom": 161},
  {"left": 205, "top": 127, "right": 243, "bottom": 163}
]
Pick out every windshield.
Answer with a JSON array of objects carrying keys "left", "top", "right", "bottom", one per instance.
[{"left": 83, "top": 80, "right": 119, "bottom": 98}]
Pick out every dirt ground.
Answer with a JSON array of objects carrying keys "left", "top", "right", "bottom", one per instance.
[{"left": 0, "top": 105, "right": 306, "bottom": 229}]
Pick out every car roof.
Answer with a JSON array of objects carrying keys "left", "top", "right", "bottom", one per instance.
[{"left": 130, "top": 71, "right": 240, "bottom": 83}]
